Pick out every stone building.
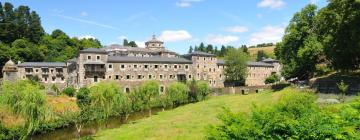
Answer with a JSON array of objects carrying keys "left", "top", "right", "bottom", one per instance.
[{"left": 2, "top": 35, "right": 281, "bottom": 91}]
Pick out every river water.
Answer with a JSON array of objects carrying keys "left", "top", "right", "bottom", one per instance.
[{"left": 29, "top": 108, "right": 165, "bottom": 140}]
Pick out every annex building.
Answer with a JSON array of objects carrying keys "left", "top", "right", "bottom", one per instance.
[{"left": 2, "top": 35, "right": 281, "bottom": 92}]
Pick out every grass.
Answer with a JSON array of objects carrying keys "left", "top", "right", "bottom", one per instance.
[
  {"left": 248, "top": 46, "right": 275, "bottom": 60},
  {"left": 95, "top": 88, "right": 298, "bottom": 140}
]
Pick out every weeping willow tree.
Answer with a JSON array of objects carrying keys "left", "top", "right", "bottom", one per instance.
[
  {"left": 139, "top": 80, "right": 159, "bottom": 116},
  {"left": 89, "top": 81, "right": 122, "bottom": 125},
  {"left": 1, "top": 80, "right": 46, "bottom": 140}
]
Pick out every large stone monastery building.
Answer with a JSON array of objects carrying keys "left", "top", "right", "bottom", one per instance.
[{"left": 2, "top": 35, "right": 280, "bottom": 92}]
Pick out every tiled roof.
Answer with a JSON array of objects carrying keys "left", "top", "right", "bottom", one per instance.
[
  {"left": 185, "top": 51, "right": 216, "bottom": 57},
  {"left": 217, "top": 59, "right": 225, "bottom": 65},
  {"left": 17, "top": 62, "right": 67, "bottom": 67},
  {"left": 107, "top": 56, "right": 192, "bottom": 64},
  {"left": 247, "top": 61, "right": 274, "bottom": 67},
  {"left": 79, "top": 48, "right": 107, "bottom": 54}
]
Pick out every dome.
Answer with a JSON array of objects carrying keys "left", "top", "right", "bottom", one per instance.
[
  {"left": 4, "top": 59, "right": 15, "bottom": 66},
  {"left": 146, "top": 35, "right": 163, "bottom": 44}
]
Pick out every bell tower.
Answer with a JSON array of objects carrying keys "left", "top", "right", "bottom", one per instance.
[{"left": 145, "top": 35, "right": 165, "bottom": 51}]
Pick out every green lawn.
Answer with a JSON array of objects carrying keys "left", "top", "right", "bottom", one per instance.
[{"left": 95, "top": 88, "right": 293, "bottom": 140}]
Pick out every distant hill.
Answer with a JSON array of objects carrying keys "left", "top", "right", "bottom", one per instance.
[{"left": 248, "top": 46, "right": 276, "bottom": 60}]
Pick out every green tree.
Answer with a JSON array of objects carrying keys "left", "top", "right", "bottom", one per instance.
[
  {"left": 188, "top": 46, "right": 193, "bottom": 53},
  {"left": 256, "top": 50, "right": 268, "bottom": 61},
  {"left": 128, "top": 41, "right": 137, "bottom": 47},
  {"left": 265, "top": 74, "right": 280, "bottom": 84},
  {"left": 206, "top": 44, "right": 214, "bottom": 53},
  {"left": 28, "top": 11, "right": 44, "bottom": 43},
  {"left": 62, "top": 87, "right": 76, "bottom": 97},
  {"left": 317, "top": 0, "right": 360, "bottom": 71},
  {"left": 89, "top": 81, "right": 122, "bottom": 122},
  {"left": 140, "top": 80, "right": 159, "bottom": 116},
  {"left": 167, "top": 82, "right": 189, "bottom": 106},
  {"left": 219, "top": 45, "right": 226, "bottom": 57},
  {"left": 199, "top": 42, "right": 205, "bottom": 52},
  {"left": 275, "top": 4, "right": 320, "bottom": 79},
  {"left": 1, "top": 80, "right": 46, "bottom": 140},
  {"left": 123, "top": 39, "right": 129, "bottom": 46},
  {"left": 224, "top": 48, "right": 249, "bottom": 86},
  {"left": 240, "top": 45, "right": 248, "bottom": 54}
]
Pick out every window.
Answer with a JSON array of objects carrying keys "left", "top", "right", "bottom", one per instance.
[
  {"left": 44, "top": 77, "right": 48, "bottom": 82},
  {"left": 185, "top": 65, "right": 189, "bottom": 69},
  {"left": 126, "top": 75, "right": 130, "bottom": 79},
  {"left": 138, "top": 75, "right": 142, "bottom": 79},
  {"left": 204, "top": 58, "right": 206, "bottom": 61},
  {"left": 87, "top": 55, "right": 91, "bottom": 60},
  {"left": 108, "top": 64, "right": 113, "bottom": 69},
  {"left": 100, "top": 65, "right": 104, "bottom": 68},
  {"left": 179, "top": 65, "right": 182, "bottom": 68},
  {"left": 160, "top": 86, "right": 164, "bottom": 93},
  {"left": 109, "top": 76, "right": 112, "bottom": 79},
  {"left": 134, "top": 65, "right": 138, "bottom": 68},
  {"left": 144, "top": 65, "right": 149, "bottom": 69},
  {"left": 174, "top": 65, "right": 178, "bottom": 69},
  {"left": 96, "top": 55, "right": 100, "bottom": 60},
  {"left": 169, "top": 75, "right": 173, "bottom": 79},
  {"left": 164, "top": 65, "right": 168, "bottom": 69},
  {"left": 160, "top": 74, "right": 163, "bottom": 79},
  {"left": 61, "top": 77, "right": 64, "bottom": 81},
  {"left": 121, "top": 64, "right": 125, "bottom": 69},
  {"left": 188, "top": 75, "right": 192, "bottom": 79},
  {"left": 220, "top": 74, "right": 222, "bottom": 78},
  {"left": 125, "top": 87, "right": 130, "bottom": 93},
  {"left": 52, "top": 77, "right": 56, "bottom": 81},
  {"left": 35, "top": 69, "right": 39, "bottom": 73},
  {"left": 115, "top": 75, "right": 119, "bottom": 80},
  {"left": 148, "top": 75, "right": 152, "bottom": 79},
  {"left": 197, "top": 64, "right": 199, "bottom": 68},
  {"left": 154, "top": 65, "right": 159, "bottom": 69}
]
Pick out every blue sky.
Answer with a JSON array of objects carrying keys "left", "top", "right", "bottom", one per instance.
[{"left": 2, "top": 0, "right": 326, "bottom": 54}]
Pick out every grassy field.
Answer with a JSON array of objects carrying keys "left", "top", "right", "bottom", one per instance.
[
  {"left": 95, "top": 88, "right": 296, "bottom": 140},
  {"left": 248, "top": 46, "right": 275, "bottom": 60}
]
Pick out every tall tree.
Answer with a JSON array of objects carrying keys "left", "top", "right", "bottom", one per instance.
[
  {"left": 317, "top": 0, "right": 360, "bottom": 71},
  {"left": 224, "top": 48, "right": 249, "bottom": 86},
  {"left": 198, "top": 42, "right": 205, "bottom": 52},
  {"left": 188, "top": 46, "right": 193, "bottom": 53},
  {"left": 220, "top": 45, "right": 226, "bottom": 57},
  {"left": 240, "top": 45, "right": 248, "bottom": 54},
  {"left": 275, "top": 4, "right": 320, "bottom": 79},
  {"left": 256, "top": 50, "right": 268, "bottom": 61},
  {"left": 28, "top": 11, "right": 44, "bottom": 43},
  {"left": 194, "top": 46, "right": 198, "bottom": 51},
  {"left": 123, "top": 39, "right": 129, "bottom": 46},
  {"left": 206, "top": 44, "right": 213, "bottom": 53}
]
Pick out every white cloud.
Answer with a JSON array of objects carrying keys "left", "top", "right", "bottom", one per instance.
[
  {"left": 257, "top": 0, "right": 285, "bottom": 9},
  {"left": 78, "top": 35, "right": 96, "bottom": 39},
  {"left": 205, "top": 34, "right": 239, "bottom": 45},
  {"left": 159, "top": 30, "right": 192, "bottom": 42},
  {"left": 176, "top": 0, "right": 203, "bottom": 8},
  {"left": 80, "top": 11, "right": 88, "bottom": 16},
  {"left": 310, "top": 0, "right": 319, "bottom": 4},
  {"left": 224, "top": 26, "right": 249, "bottom": 33},
  {"left": 135, "top": 41, "right": 146, "bottom": 48},
  {"left": 248, "top": 25, "right": 285, "bottom": 45}
]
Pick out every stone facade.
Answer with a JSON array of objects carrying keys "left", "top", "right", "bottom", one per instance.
[{"left": 2, "top": 35, "right": 281, "bottom": 91}]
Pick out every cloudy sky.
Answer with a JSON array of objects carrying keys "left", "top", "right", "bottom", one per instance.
[{"left": 4, "top": 0, "right": 326, "bottom": 54}]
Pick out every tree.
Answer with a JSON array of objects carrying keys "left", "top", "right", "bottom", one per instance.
[
  {"left": 89, "top": 81, "right": 122, "bottom": 122},
  {"left": 188, "top": 46, "right": 193, "bottom": 53},
  {"left": 28, "top": 11, "right": 44, "bottom": 43},
  {"left": 199, "top": 42, "right": 205, "bottom": 52},
  {"left": 62, "top": 87, "right": 76, "bottom": 97},
  {"left": 219, "top": 45, "right": 226, "bottom": 57},
  {"left": 275, "top": 4, "right": 320, "bottom": 79},
  {"left": 123, "top": 39, "right": 129, "bottom": 46},
  {"left": 167, "top": 82, "right": 189, "bottom": 106},
  {"left": 265, "top": 74, "right": 280, "bottom": 84},
  {"left": 256, "top": 50, "right": 268, "bottom": 61},
  {"left": 317, "top": 0, "right": 360, "bottom": 71},
  {"left": 224, "top": 48, "right": 249, "bottom": 86},
  {"left": 206, "top": 44, "right": 214, "bottom": 53},
  {"left": 1, "top": 80, "right": 46, "bottom": 140},
  {"left": 128, "top": 41, "right": 137, "bottom": 47},
  {"left": 139, "top": 80, "right": 159, "bottom": 116},
  {"left": 240, "top": 45, "right": 248, "bottom": 54},
  {"left": 187, "top": 79, "right": 211, "bottom": 102}
]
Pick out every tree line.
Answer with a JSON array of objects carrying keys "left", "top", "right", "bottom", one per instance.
[
  {"left": 0, "top": 2, "right": 102, "bottom": 77},
  {"left": 275, "top": 0, "right": 360, "bottom": 80},
  {"left": 188, "top": 42, "right": 249, "bottom": 57}
]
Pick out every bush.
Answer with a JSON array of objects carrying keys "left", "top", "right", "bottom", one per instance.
[
  {"left": 207, "top": 92, "right": 359, "bottom": 139},
  {"left": 188, "top": 80, "right": 211, "bottom": 102},
  {"left": 265, "top": 74, "right": 280, "bottom": 84},
  {"left": 62, "top": 87, "right": 76, "bottom": 97}
]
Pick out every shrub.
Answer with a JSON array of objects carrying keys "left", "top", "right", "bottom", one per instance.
[
  {"left": 62, "top": 87, "right": 76, "bottom": 97},
  {"left": 207, "top": 92, "right": 359, "bottom": 139},
  {"left": 188, "top": 79, "right": 211, "bottom": 102},
  {"left": 265, "top": 74, "right": 280, "bottom": 84}
]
